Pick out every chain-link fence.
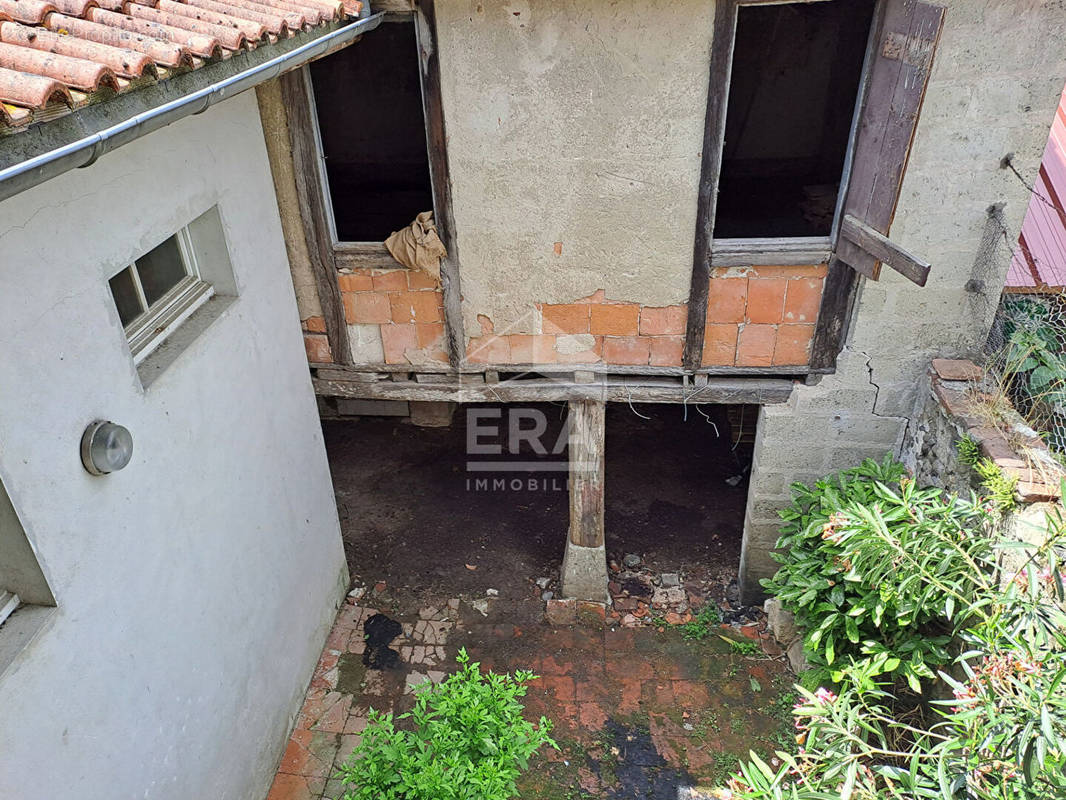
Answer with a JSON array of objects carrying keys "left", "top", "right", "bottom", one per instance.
[{"left": 985, "top": 292, "right": 1066, "bottom": 455}]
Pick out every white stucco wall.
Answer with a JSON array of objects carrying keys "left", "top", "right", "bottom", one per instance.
[
  {"left": 0, "top": 91, "right": 346, "bottom": 799},
  {"left": 436, "top": 0, "right": 714, "bottom": 335}
]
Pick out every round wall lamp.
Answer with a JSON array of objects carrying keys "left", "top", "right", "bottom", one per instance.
[{"left": 81, "top": 420, "right": 134, "bottom": 476}]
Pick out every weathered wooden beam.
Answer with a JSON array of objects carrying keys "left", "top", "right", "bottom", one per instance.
[
  {"left": 710, "top": 237, "right": 832, "bottom": 268},
  {"left": 834, "top": 0, "right": 944, "bottom": 280},
  {"left": 334, "top": 242, "right": 403, "bottom": 270},
  {"left": 313, "top": 376, "right": 796, "bottom": 405},
  {"left": 683, "top": 0, "right": 738, "bottom": 370},
  {"left": 416, "top": 0, "right": 465, "bottom": 367},
  {"left": 561, "top": 399, "right": 608, "bottom": 602},
  {"left": 567, "top": 399, "right": 605, "bottom": 549},
  {"left": 840, "top": 214, "right": 930, "bottom": 286},
  {"left": 808, "top": 255, "right": 860, "bottom": 372},
  {"left": 280, "top": 67, "right": 352, "bottom": 365}
]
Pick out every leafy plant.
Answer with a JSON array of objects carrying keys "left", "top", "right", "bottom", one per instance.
[
  {"left": 717, "top": 635, "right": 761, "bottom": 657},
  {"left": 677, "top": 605, "right": 722, "bottom": 641},
  {"left": 973, "top": 457, "right": 1019, "bottom": 513},
  {"left": 956, "top": 434, "right": 981, "bottom": 466},
  {"left": 723, "top": 469, "right": 1066, "bottom": 800},
  {"left": 762, "top": 456, "right": 992, "bottom": 692},
  {"left": 337, "top": 648, "right": 556, "bottom": 800}
]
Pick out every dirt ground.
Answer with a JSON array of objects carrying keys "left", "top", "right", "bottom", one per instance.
[
  {"left": 266, "top": 404, "right": 789, "bottom": 800},
  {"left": 324, "top": 402, "right": 754, "bottom": 606}
]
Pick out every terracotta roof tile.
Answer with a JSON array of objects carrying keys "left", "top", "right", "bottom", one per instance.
[
  {"left": 0, "top": 21, "right": 153, "bottom": 77},
  {"left": 184, "top": 0, "right": 289, "bottom": 37},
  {"left": 0, "top": 0, "right": 57, "bottom": 24},
  {"left": 0, "top": 37, "right": 120, "bottom": 90},
  {"left": 154, "top": 0, "right": 268, "bottom": 42},
  {"left": 49, "top": 0, "right": 95, "bottom": 15},
  {"left": 87, "top": 6, "right": 222, "bottom": 57},
  {"left": 0, "top": 0, "right": 361, "bottom": 133},
  {"left": 0, "top": 63, "right": 69, "bottom": 105},
  {"left": 45, "top": 13, "right": 193, "bottom": 67},
  {"left": 125, "top": 3, "right": 247, "bottom": 51}
]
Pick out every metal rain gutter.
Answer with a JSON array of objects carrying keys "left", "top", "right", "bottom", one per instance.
[{"left": 0, "top": 11, "right": 384, "bottom": 204}]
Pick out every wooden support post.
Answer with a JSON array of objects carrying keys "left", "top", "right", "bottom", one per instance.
[{"left": 561, "top": 399, "right": 608, "bottom": 602}]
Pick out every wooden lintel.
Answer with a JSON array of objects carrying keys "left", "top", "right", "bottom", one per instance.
[
  {"left": 840, "top": 214, "right": 930, "bottom": 286},
  {"left": 313, "top": 376, "right": 796, "bottom": 405}
]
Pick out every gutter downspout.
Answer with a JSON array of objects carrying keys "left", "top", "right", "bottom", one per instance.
[{"left": 0, "top": 11, "right": 384, "bottom": 204}]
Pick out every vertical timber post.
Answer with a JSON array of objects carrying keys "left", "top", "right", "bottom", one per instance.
[{"left": 561, "top": 399, "right": 608, "bottom": 602}]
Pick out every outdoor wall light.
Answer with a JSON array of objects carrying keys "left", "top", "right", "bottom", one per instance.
[{"left": 80, "top": 420, "right": 134, "bottom": 476}]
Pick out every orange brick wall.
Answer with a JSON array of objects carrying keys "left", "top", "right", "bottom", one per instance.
[
  {"left": 466, "top": 290, "right": 688, "bottom": 367},
  {"left": 302, "top": 268, "right": 449, "bottom": 365},
  {"left": 702, "top": 264, "right": 826, "bottom": 368},
  {"left": 303, "top": 264, "right": 825, "bottom": 369}
]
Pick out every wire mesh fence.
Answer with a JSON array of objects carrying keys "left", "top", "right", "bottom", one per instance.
[{"left": 985, "top": 292, "right": 1066, "bottom": 456}]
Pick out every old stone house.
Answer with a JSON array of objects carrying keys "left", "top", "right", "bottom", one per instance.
[
  {"left": 267, "top": 0, "right": 1066, "bottom": 601},
  {"left": 0, "top": 0, "right": 1064, "bottom": 798}
]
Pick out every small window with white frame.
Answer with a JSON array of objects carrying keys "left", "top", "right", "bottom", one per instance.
[{"left": 108, "top": 227, "right": 214, "bottom": 363}]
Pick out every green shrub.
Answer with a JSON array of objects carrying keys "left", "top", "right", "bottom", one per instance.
[
  {"left": 723, "top": 467, "right": 1066, "bottom": 800},
  {"left": 762, "top": 456, "right": 993, "bottom": 692},
  {"left": 337, "top": 649, "right": 556, "bottom": 800}
]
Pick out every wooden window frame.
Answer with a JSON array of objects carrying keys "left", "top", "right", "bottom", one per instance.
[
  {"left": 284, "top": 0, "right": 465, "bottom": 367},
  {"left": 684, "top": 0, "right": 882, "bottom": 370},
  {"left": 109, "top": 227, "right": 215, "bottom": 365}
]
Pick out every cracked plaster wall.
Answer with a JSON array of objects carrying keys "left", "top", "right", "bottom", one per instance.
[
  {"left": 739, "top": 0, "right": 1066, "bottom": 602},
  {"left": 435, "top": 0, "right": 713, "bottom": 336}
]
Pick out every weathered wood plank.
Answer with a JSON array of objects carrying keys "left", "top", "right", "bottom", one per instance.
[
  {"left": 568, "top": 399, "right": 605, "bottom": 548},
  {"left": 835, "top": 0, "right": 944, "bottom": 280},
  {"left": 840, "top": 214, "right": 930, "bottom": 286},
  {"left": 683, "top": 0, "right": 737, "bottom": 370},
  {"left": 711, "top": 237, "right": 832, "bottom": 267},
  {"left": 371, "top": 0, "right": 414, "bottom": 12},
  {"left": 313, "top": 376, "right": 797, "bottom": 405},
  {"left": 334, "top": 242, "right": 403, "bottom": 270},
  {"left": 416, "top": 0, "right": 465, "bottom": 367},
  {"left": 280, "top": 67, "right": 352, "bottom": 364},
  {"left": 808, "top": 255, "right": 860, "bottom": 372}
]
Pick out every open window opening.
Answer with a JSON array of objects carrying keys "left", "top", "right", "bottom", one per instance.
[
  {"left": 0, "top": 473, "right": 56, "bottom": 675},
  {"left": 309, "top": 19, "right": 434, "bottom": 244},
  {"left": 604, "top": 404, "right": 757, "bottom": 602},
  {"left": 713, "top": 0, "right": 876, "bottom": 240}
]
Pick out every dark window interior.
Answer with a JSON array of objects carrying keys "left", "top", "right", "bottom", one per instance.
[
  {"left": 310, "top": 20, "right": 434, "bottom": 242},
  {"left": 713, "top": 0, "right": 876, "bottom": 239}
]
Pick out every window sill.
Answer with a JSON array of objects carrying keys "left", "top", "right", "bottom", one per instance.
[
  {"left": 333, "top": 242, "right": 404, "bottom": 271},
  {"left": 0, "top": 603, "right": 56, "bottom": 681},
  {"left": 711, "top": 236, "right": 832, "bottom": 267},
  {"left": 136, "top": 294, "right": 236, "bottom": 389}
]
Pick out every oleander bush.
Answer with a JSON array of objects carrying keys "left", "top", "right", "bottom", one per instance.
[
  {"left": 719, "top": 459, "right": 1066, "bottom": 799},
  {"left": 337, "top": 648, "right": 556, "bottom": 800}
]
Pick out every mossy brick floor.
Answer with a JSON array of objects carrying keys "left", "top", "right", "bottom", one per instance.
[{"left": 265, "top": 593, "right": 794, "bottom": 800}]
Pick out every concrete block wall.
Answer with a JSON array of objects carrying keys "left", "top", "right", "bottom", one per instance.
[{"left": 739, "top": 348, "right": 905, "bottom": 599}]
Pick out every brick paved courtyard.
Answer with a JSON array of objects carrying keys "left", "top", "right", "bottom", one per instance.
[{"left": 265, "top": 590, "right": 793, "bottom": 800}]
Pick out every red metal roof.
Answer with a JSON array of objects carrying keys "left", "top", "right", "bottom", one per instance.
[
  {"left": 0, "top": 0, "right": 361, "bottom": 131},
  {"left": 1007, "top": 85, "right": 1066, "bottom": 292}
]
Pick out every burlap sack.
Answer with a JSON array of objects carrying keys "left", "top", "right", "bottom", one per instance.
[{"left": 385, "top": 211, "right": 447, "bottom": 282}]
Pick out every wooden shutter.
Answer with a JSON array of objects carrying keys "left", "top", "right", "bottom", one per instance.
[{"left": 833, "top": 0, "right": 945, "bottom": 287}]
